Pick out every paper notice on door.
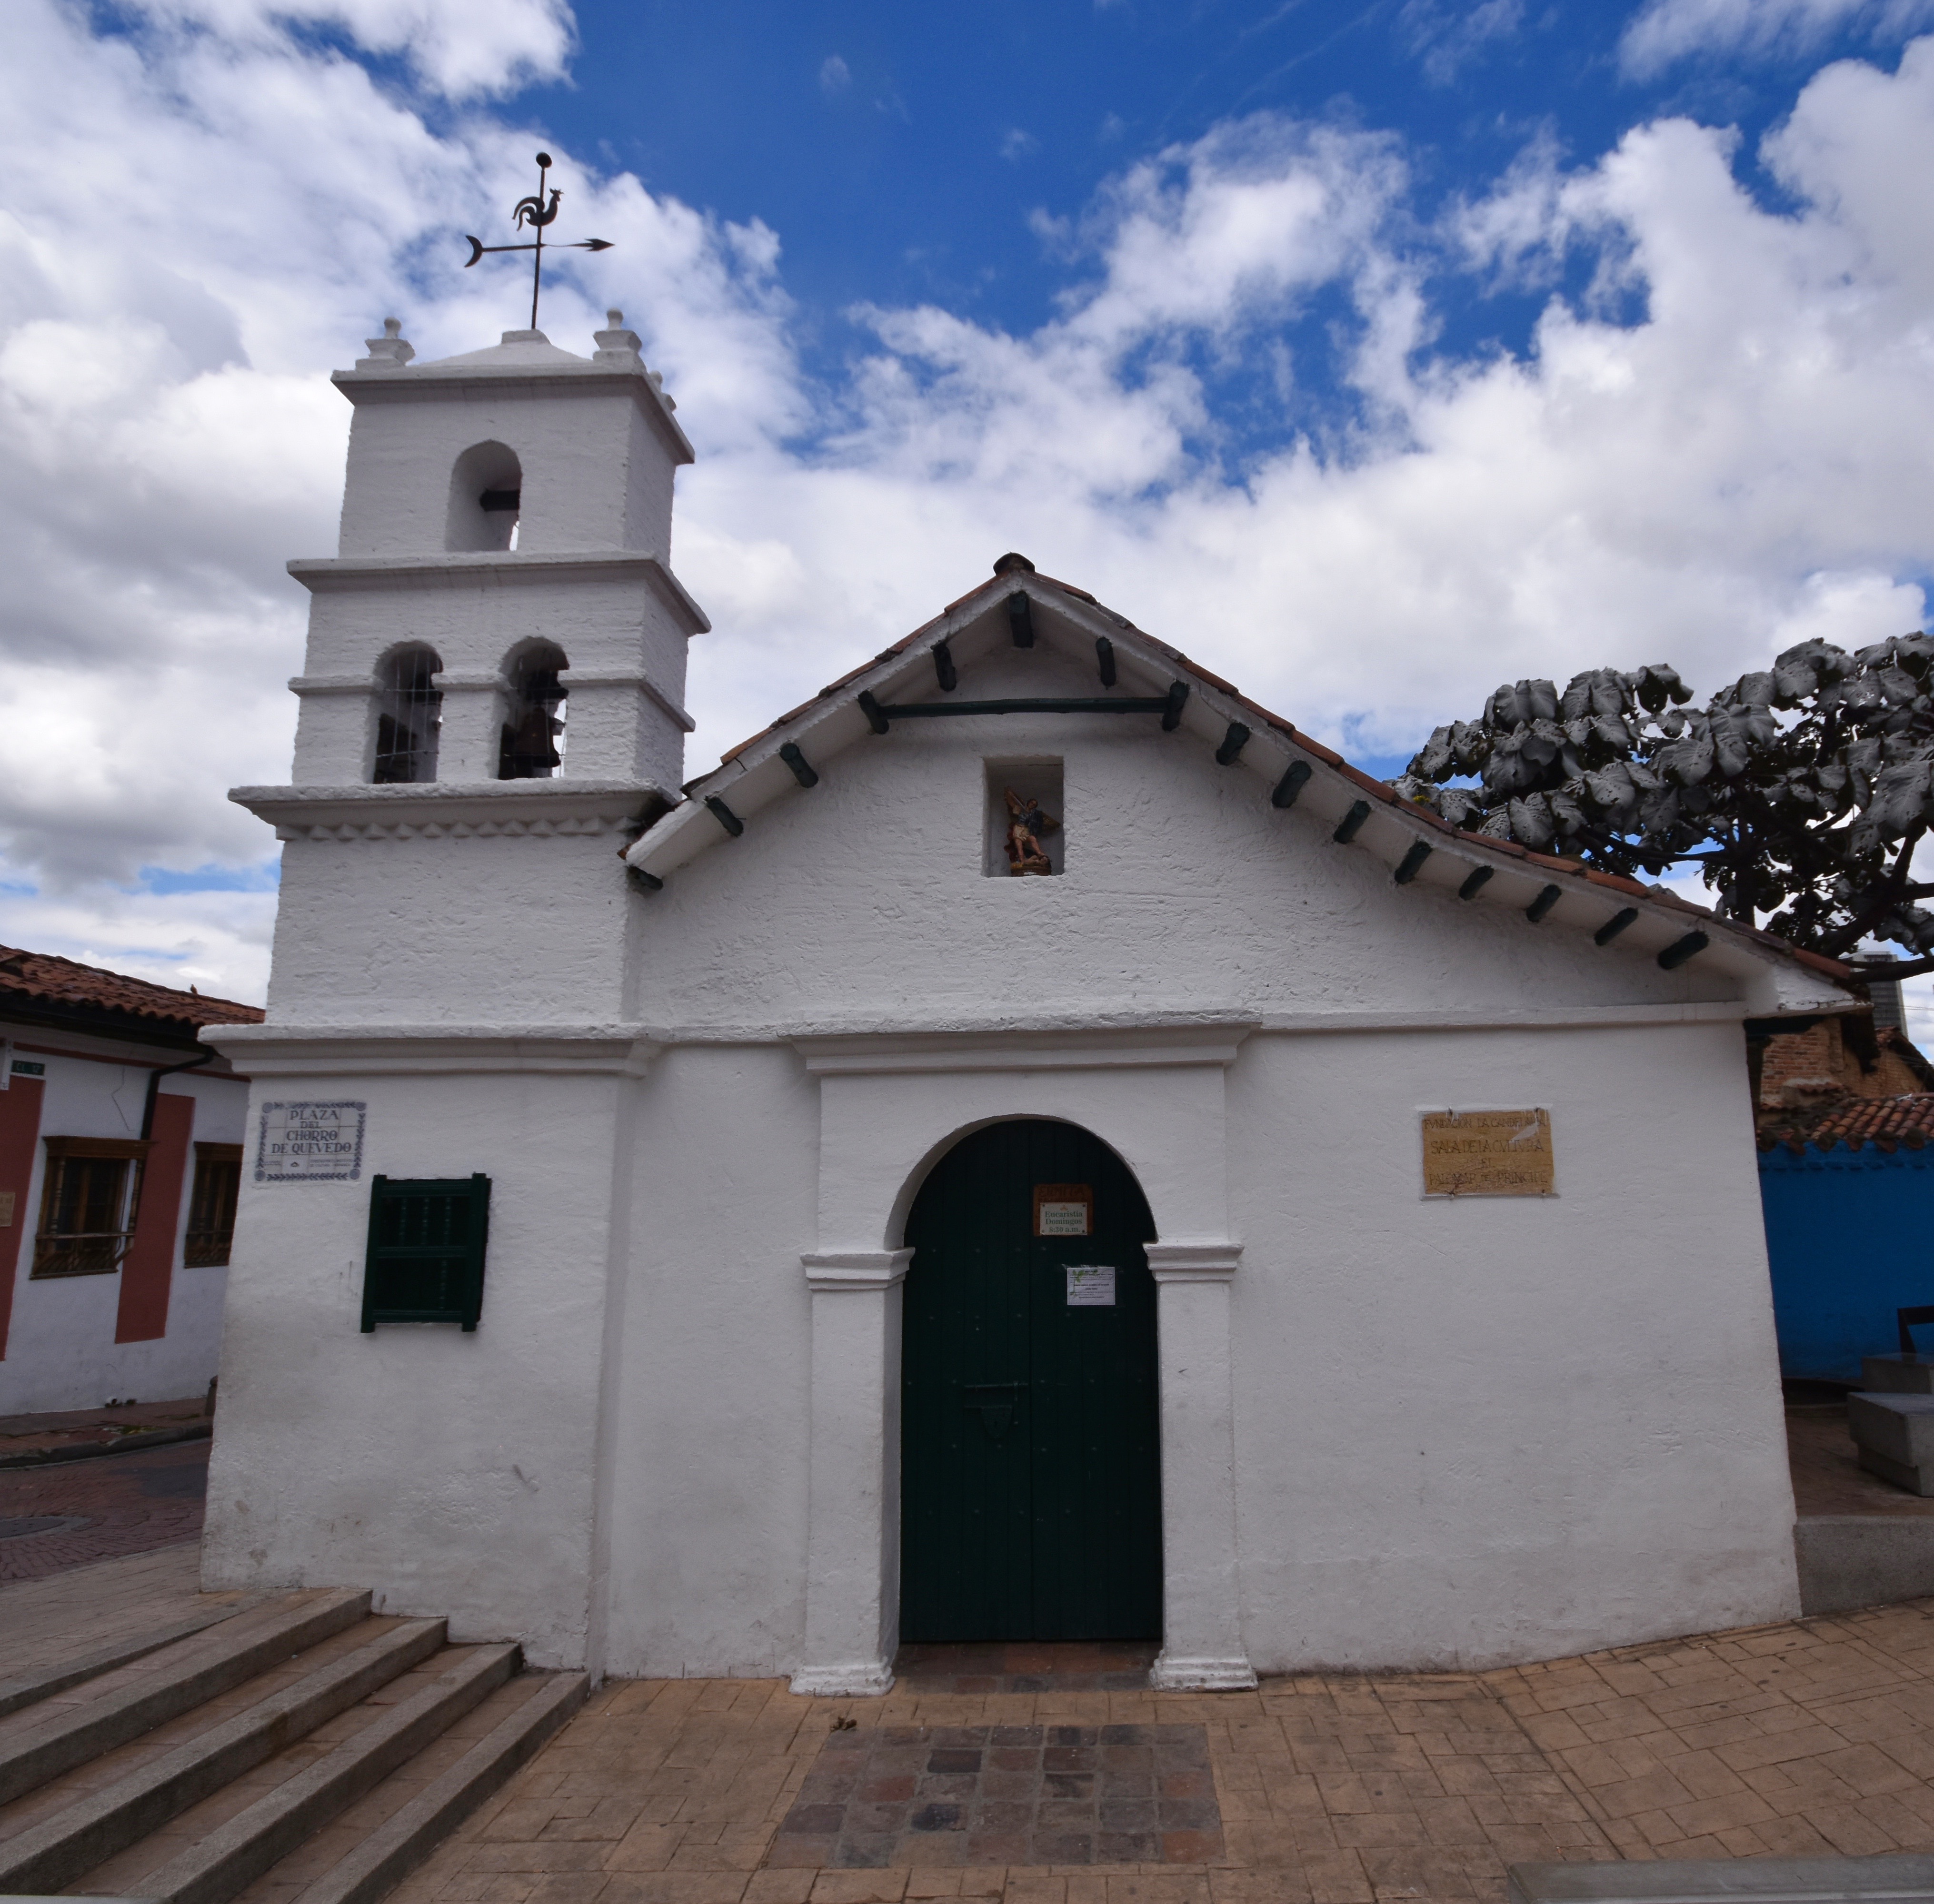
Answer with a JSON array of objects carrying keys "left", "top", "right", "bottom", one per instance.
[{"left": 1066, "top": 1266, "right": 1115, "bottom": 1307}]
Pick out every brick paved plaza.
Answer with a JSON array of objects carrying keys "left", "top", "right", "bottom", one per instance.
[
  {"left": 10, "top": 1413, "right": 1934, "bottom": 1904},
  {"left": 382, "top": 1597, "right": 1934, "bottom": 1904}
]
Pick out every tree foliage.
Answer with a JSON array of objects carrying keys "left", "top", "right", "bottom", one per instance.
[{"left": 1395, "top": 634, "right": 1934, "bottom": 975}]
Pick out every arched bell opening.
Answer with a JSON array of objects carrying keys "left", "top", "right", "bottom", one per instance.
[
  {"left": 497, "top": 640, "right": 568, "bottom": 780},
  {"left": 897, "top": 1116, "right": 1162, "bottom": 1643},
  {"left": 446, "top": 441, "right": 522, "bottom": 552},
  {"left": 369, "top": 644, "right": 443, "bottom": 784}
]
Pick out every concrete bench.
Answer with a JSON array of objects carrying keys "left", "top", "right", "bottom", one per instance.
[{"left": 1848, "top": 1392, "right": 1934, "bottom": 1495}]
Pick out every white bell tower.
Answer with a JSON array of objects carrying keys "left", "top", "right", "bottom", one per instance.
[{"left": 236, "top": 316, "right": 708, "bottom": 1024}]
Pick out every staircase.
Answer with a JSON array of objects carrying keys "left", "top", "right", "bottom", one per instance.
[{"left": 0, "top": 1586, "right": 586, "bottom": 1904}]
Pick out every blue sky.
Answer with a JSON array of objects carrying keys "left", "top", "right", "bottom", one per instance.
[{"left": 8, "top": 0, "right": 1934, "bottom": 1001}]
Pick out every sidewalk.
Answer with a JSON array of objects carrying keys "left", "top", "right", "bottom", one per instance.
[
  {"left": 0, "top": 1393, "right": 213, "bottom": 1463},
  {"left": 384, "top": 1599, "right": 1934, "bottom": 1904}
]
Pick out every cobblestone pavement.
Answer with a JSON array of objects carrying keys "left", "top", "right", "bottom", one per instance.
[
  {"left": 0, "top": 1437, "right": 209, "bottom": 1582},
  {"left": 389, "top": 1600, "right": 1934, "bottom": 1904}
]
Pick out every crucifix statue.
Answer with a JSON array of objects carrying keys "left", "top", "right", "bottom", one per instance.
[{"left": 465, "top": 152, "right": 614, "bottom": 331}]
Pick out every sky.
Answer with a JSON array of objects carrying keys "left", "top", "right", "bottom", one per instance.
[{"left": 9, "top": 0, "right": 1934, "bottom": 1022}]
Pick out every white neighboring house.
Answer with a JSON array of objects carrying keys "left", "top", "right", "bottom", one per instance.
[
  {"left": 0, "top": 948, "right": 261, "bottom": 1416},
  {"left": 201, "top": 315, "right": 1856, "bottom": 1689}
]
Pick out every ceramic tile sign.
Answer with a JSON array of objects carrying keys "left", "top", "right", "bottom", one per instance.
[
  {"left": 1421, "top": 1109, "right": 1555, "bottom": 1197},
  {"left": 255, "top": 1101, "right": 368, "bottom": 1183},
  {"left": 1035, "top": 1181, "right": 1093, "bottom": 1236}
]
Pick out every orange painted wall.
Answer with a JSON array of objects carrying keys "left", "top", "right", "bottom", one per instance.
[
  {"left": 0, "top": 1077, "right": 45, "bottom": 1360},
  {"left": 116, "top": 1092, "right": 194, "bottom": 1345}
]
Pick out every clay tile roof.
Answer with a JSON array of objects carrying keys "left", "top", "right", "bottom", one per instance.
[
  {"left": 0, "top": 944, "right": 263, "bottom": 1041},
  {"left": 1759, "top": 1093, "right": 1934, "bottom": 1155}
]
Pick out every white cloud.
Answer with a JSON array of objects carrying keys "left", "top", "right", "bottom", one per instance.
[
  {"left": 819, "top": 54, "right": 850, "bottom": 95},
  {"left": 15, "top": 0, "right": 1934, "bottom": 995},
  {"left": 999, "top": 128, "right": 1039, "bottom": 161},
  {"left": 133, "top": 0, "right": 573, "bottom": 97},
  {"left": 1622, "top": 0, "right": 1934, "bottom": 78}
]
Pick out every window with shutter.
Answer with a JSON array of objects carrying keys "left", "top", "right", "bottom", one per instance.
[
  {"left": 185, "top": 1143, "right": 243, "bottom": 1266},
  {"left": 361, "top": 1174, "right": 491, "bottom": 1332}
]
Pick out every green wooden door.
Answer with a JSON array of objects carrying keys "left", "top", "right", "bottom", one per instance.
[{"left": 899, "top": 1119, "right": 1162, "bottom": 1642}]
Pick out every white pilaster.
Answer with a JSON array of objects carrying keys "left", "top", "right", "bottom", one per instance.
[
  {"left": 431, "top": 672, "right": 504, "bottom": 782},
  {"left": 1146, "top": 1240, "right": 1256, "bottom": 1691},
  {"left": 791, "top": 1249, "right": 913, "bottom": 1696}
]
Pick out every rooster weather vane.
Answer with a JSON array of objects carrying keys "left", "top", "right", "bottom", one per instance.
[{"left": 464, "top": 152, "right": 612, "bottom": 331}]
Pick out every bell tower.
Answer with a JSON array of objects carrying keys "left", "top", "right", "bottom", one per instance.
[{"left": 238, "top": 315, "right": 708, "bottom": 1023}]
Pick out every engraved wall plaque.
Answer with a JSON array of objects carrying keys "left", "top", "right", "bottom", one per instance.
[{"left": 1421, "top": 1109, "right": 1554, "bottom": 1197}]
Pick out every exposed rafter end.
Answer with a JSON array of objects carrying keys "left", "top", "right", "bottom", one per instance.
[
  {"left": 1333, "top": 800, "right": 1370, "bottom": 843},
  {"left": 1215, "top": 722, "right": 1251, "bottom": 766},
  {"left": 857, "top": 691, "right": 890, "bottom": 735},
  {"left": 1525, "top": 884, "right": 1562, "bottom": 922},
  {"left": 1096, "top": 636, "right": 1116, "bottom": 687},
  {"left": 1007, "top": 592, "right": 1036, "bottom": 648},
  {"left": 779, "top": 743, "right": 819, "bottom": 788},
  {"left": 933, "top": 641, "right": 957, "bottom": 693},
  {"left": 1658, "top": 930, "right": 1710, "bottom": 971},
  {"left": 705, "top": 796, "right": 744, "bottom": 838},
  {"left": 626, "top": 867, "right": 662, "bottom": 895},
  {"left": 1160, "top": 681, "right": 1190, "bottom": 732},
  {"left": 1594, "top": 908, "right": 1638, "bottom": 946},
  {"left": 1457, "top": 866, "right": 1493, "bottom": 901},
  {"left": 1393, "top": 841, "right": 1432, "bottom": 884},
  {"left": 1271, "top": 761, "right": 1312, "bottom": 809}
]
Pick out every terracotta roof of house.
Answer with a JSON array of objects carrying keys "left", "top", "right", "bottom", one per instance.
[
  {"left": 0, "top": 944, "right": 264, "bottom": 1046},
  {"left": 1760, "top": 1092, "right": 1934, "bottom": 1153},
  {"left": 657, "top": 559, "right": 1855, "bottom": 992}
]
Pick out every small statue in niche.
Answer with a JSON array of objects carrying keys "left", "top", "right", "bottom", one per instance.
[{"left": 1003, "top": 788, "right": 1059, "bottom": 875}]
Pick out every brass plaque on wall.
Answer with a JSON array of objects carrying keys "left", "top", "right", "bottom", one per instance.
[{"left": 1421, "top": 1110, "right": 1554, "bottom": 1197}]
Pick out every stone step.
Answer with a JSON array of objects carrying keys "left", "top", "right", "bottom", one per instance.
[
  {"left": 124, "top": 1643, "right": 522, "bottom": 1904},
  {"left": 0, "top": 1604, "right": 249, "bottom": 1723},
  {"left": 1510, "top": 1853, "right": 1934, "bottom": 1902},
  {"left": 273, "top": 1668, "right": 588, "bottom": 1904},
  {"left": 0, "top": 1589, "right": 371, "bottom": 1809},
  {"left": 0, "top": 1617, "right": 445, "bottom": 1894}
]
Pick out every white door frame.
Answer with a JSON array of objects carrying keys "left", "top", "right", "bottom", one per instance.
[{"left": 787, "top": 1021, "right": 1259, "bottom": 1695}]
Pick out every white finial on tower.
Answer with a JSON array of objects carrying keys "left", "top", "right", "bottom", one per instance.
[{"left": 357, "top": 317, "right": 415, "bottom": 370}]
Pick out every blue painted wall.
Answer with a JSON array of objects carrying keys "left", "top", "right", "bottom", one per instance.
[{"left": 1758, "top": 1143, "right": 1934, "bottom": 1382}]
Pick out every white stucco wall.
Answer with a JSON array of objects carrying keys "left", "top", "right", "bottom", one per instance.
[
  {"left": 204, "top": 624, "right": 1814, "bottom": 1674},
  {"left": 1, "top": 1058, "right": 245, "bottom": 1416}
]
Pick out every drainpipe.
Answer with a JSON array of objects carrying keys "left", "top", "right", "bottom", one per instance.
[{"left": 142, "top": 1047, "right": 215, "bottom": 1140}]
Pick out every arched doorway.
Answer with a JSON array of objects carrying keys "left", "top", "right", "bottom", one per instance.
[{"left": 899, "top": 1118, "right": 1162, "bottom": 1641}]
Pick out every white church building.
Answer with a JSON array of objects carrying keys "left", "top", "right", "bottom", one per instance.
[{"left": 200, "top": 312, "right": 1854, "bottom": 1691}]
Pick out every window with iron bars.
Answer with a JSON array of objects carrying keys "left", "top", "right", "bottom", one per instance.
[
  {"left": 185, "top": 1142, "right": 242, "bottom": 1267},
  {"left": 32, "top": 1138, "right": 149, "bottom": 1279}
]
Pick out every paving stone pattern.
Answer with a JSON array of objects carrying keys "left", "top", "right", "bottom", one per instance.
[
  {"left": 0, "top": 1437, "right": 209, "bottom": 1581},
  {"left": 772, "top": 1725, "right": 1221, "bottom": 1868},
  {"left": 383, "top": 1601, "right": 1934, "bottom": 1904}
]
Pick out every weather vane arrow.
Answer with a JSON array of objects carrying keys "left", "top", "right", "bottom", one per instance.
[{"left": 464, "top": 152, "right": 613, "bottom": 331}]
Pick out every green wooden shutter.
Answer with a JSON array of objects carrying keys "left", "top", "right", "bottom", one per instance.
[{"left": 361, "top": 1174, "right": 491, "bottom": 1332}]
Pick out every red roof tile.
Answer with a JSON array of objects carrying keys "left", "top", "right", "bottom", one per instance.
[
  {"left": 1759, "top": 1093, "right": 1934, "bottom": 1154},
  {"left": 0, "top": 944, "right": 263, "bottom": 1041}
]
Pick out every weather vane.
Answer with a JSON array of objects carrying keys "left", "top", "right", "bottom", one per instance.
[{"left": 464, "top": 152, "right": 612, "bottom": 332}]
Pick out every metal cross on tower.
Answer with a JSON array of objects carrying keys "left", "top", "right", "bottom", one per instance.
[{"left": 464, "top": 152, "right": 613, "bottom": 332}]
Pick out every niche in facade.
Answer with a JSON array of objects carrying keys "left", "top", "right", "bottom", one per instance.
[
  {"left": 371, "top": 645, "right": 443, "bottom": 783},
  {"left": 446, "top": 441, "right": 522, "bottom": 552},
  {"left": 985, "top": 758, "right": 1063, "bottom": 876},
  {"left": 498, "top": 642, "right": 568, "bottom": 780}
]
